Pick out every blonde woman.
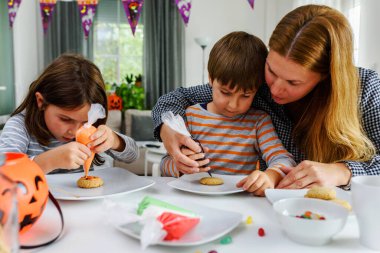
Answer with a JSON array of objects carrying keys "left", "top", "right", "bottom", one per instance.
[{"left": 152, "top": 5, "right": 380, "bottom": 189}]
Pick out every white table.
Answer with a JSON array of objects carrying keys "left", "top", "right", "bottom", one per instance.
[{"left": 22, "top": 177, "right": 372, "bottom": 253}]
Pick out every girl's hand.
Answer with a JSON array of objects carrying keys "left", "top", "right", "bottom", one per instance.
[
  {"left": 160, "top": 124, "right": 211, "bottom": 174},
  {"left": 277, "top": 160, "right": 351, "bottom": 189},
  {"left": 35, "top": 142, "right": 92, "bottom": 173},
  {"left": 236, "top": 171, "right": 275, "bottom": 196},
  {"left": 87, "top": 125, "right": 125, "bottom": 153}
]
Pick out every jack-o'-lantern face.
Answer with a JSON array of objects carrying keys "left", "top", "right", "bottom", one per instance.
[
  {"left": 107, "top": 93, "right": 122, "bottom": 110},
  {"left": 0, "top": 176, "right": 16, "bottom": 226},
  {"left": 0, "top": 153, "right": 49, "bottom": 233}
]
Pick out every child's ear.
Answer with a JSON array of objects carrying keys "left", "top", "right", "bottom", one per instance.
[{"left": 35, "top": 92, "right": 45, "bottom": 109}]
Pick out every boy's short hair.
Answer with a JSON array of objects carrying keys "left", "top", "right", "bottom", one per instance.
[{"left": 208, "top": 31, "right": 268, "bottom": 92}]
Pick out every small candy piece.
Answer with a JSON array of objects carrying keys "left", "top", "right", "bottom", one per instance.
[
  {"left": 220, "top": 235, "right": 232, "bottom": 244},
  {"left": 295, "top": 211, "right": 326, "bottom": 220},
  {"left": 258, "top": 227, "right": 265, "bottom": 237},
  {"left": 208, "top": 251, "right": 218, "bottom": 253},
  {"left": 246, "top": 216, "right": 253, "bottom": 225}
]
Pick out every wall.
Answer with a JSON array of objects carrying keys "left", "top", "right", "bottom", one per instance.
[
  {"left": 12, "top": 0, "right": 43, "bottom": 105},
  {"left": 358, "top": 0, "right": 380, "bottom": 73},
  {"left": 183, "top": 0, "right": 294, "bottom": 87}
]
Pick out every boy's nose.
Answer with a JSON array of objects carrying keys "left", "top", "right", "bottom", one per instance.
[{"left": 228, "top": 98, "right": 239, "bottom": 109}]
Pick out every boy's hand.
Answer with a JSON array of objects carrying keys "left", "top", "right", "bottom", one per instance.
[
  {"left": 160, "top": 124, "right": 210, "bottom": 175},
  {"left": 35, "top": 142, "right": 92, "bottom": 173},
  {"left": 87, "top": 125, "right": 125, "bottom": 153},
  {"left": 236, "top": 170, "right": 275, "bottom": 196}
]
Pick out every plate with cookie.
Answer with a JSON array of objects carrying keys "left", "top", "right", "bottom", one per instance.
[
  {"left": 46, "top": 167, "right": 155, "bottom": 200},
  {"left": 167, "top": 172, "right": 246, "bottom": 195},
  {"left": 265, "top": 187, "right": 352, "bottom": 211}
]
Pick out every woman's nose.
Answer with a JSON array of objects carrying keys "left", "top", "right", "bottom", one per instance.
[{"left": 270, "top": 78, "right": 285, "bottom": 95}]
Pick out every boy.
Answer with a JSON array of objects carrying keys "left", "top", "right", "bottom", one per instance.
[{"left": 160, "top": 32, "right": 296, "bottom": 196}]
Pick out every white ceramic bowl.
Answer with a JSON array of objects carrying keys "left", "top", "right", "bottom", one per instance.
[{"left": 273, "top": 198, "right": 349, "bottom": 246}]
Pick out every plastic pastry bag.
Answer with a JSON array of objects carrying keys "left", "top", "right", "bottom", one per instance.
[
  {"left": 161, "top": 111, "right": 191, "bottom": 137},
  {"left": 161, "top": 111, "right": 210, "bottom": 174},
  {"left": 103, "top": 197, "right": 200, "bottom": 249},
  {"left": 76, "top": 103, "right": 106, "bottom": 176}
]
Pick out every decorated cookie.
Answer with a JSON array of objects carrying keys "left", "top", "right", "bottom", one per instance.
[
  {"left": 199, "top": 177, "right": 224, "bottom": 186},
  {"left": 304, "top": 186, "right": 336, "bottom": 200},
  {"left": 77, "top": 176, "right": 104, "bottom": 188}
]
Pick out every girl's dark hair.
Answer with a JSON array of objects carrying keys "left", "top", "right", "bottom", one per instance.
[
  {"left": 13, "top": 54, "right": 108, "bottom": 165},
  {"left": 208, "top": 31, "right": 268, "bottom": 91}
]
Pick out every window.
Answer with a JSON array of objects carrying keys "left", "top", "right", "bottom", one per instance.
[{"left": 94, "top": 0, "right": 143, "bottom": 84}]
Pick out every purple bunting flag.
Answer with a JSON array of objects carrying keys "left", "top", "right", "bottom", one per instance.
[
  {"left": 175, "top": 0, "right": 191, "bottom": 26},
  {"left": 39, "top": 0, "right": 56, "bottom": 34},
  {"left": 8, "top": 0, "right": 22, "bottom": 28},
  {"left": 247, "top": 0, "right": 254, "bottom": 9},
  {"left": 78, "top": 0, "right": 98, "bottom": 39},
  {"left": 122, "top": 0, "right": 144, "bottom": 36}
]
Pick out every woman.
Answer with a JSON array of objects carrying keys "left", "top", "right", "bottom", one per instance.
[{"left": 152, "top": 5, "right": 380, "bottom": 189}]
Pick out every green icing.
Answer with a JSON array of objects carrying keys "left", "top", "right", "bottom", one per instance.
[{"left": 137, "top": 196, "right": 195, "bottom": 216}]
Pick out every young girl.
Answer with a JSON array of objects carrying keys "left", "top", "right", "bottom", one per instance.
[{"left": 0, "top": 54, "right": 138, "bottom": 174}]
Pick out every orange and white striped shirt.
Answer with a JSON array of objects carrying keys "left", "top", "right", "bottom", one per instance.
[{"left": 160, "top": 104, "right": 296, "bottom": 177}]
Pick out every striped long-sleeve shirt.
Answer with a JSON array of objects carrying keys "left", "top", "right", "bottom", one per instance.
[
  {"left": 160, "top": 104, "right": 296, "bottom": 177},
  {"left": 0, "top": 113, "right": 139, "bottom": 174}
]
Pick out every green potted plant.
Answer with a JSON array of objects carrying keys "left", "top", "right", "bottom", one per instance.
[
  {"left": 135, "top": 74, "right": 142, "bottom": 87},
  {"left": 115, "top": 74, "right": 145, "bottom": 111}
]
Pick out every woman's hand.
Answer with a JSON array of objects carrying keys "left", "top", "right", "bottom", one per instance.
[
  {"left": 87, "top": 125, "right": 125, "bottom": 153},
  {"left": 277, "top": 160, "right": 351, "bottom": 189},
  {"left": 160, "top": 124, "right": 210, "bottom": 174},
  {"left": 34, "top": 142, "right": 92, "bottom": 173}
]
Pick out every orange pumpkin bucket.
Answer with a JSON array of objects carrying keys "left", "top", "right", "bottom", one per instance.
[{"left": 0, "top": 153, "right": 49, "bottom": 233}]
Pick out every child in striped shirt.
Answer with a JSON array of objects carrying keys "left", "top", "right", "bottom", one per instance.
[{"left": 160, "top": 32, "right": 296, "bottom": 196}]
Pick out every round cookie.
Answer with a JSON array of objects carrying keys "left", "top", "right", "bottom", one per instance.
[
  {"left": 77, "top": 176, "right": 104, "bottom": 189},
  {"left": 304, "top": 186, "right": 336, "bottom": 200},
  {"left": 199, "top": 177, "right": 224, "bottom": 186}
]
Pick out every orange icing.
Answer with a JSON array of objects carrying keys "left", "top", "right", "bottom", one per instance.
[{"left": 76, "top": 125, "right": 97, "bottom": 177}]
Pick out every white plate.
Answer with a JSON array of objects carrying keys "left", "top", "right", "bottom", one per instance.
[
  {"left": 46, "top": 167, "right": 155, "bottom": 200},
  {"left": 265, "top": 187, "right": 352, "bottom": 205},
  {"left": 167, "top": 172, "right": 246, "bottom": 195},
  {"left": 115, "top": 198, "right": 243, "bottom": 246}
]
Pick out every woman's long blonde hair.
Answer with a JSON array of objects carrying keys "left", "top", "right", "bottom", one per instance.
[{"left": 269, "top": 4, "right": 376, "bottom": 163}]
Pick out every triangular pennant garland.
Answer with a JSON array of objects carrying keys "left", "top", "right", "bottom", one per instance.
[
  {"left": 8, "top": 0, "right": 22, "bottom": 28},
  {"left": 122, "top": 0, "right": 144, "bottom": 36},
  {"left": 39, "top": 0, "right": 57, "bottom": 34},
  {"left": 77, "top": 0, "right": 98, "bottom": 39},
  {"left": 247, "top": 0, "right": 254, "bottom": 9},
  {"left": 175, "top": 0, "right": 191, "bottom": 26}
]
